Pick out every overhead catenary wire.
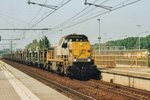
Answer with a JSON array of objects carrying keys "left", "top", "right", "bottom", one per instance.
[
  {"left": 26, "top": 0, "right": 48, "bottom": 28},
  {"left": 31, "top": 0, "right": 71, "bottom": 28},
  {"left": 76, "top": 0, "right": 131, "bottom": 23},
  {"left": 33, "top": 0, "right": 65, "bottom": 23},
  {"left": 57, "top": 0, "right": 131, "bottom": 28},
  {"left": 12, "top": 0, "right": 68, "bottom": 47},
  {"left": 53, "top": 0, "right": 101, "bottom": 29},
  {"left": 24, "top": 0, "right": 142, "bottom": 46},
  {"left": 0, "top": 13, "right": 28, "bottom": 25},
  {"left": 22, "top": 0, "right": 49, "bottom": 39},
  {"left": 22, "top": 0, "right": 66, "bottom": 38},
  {"left": 32, "top": 0, "right": 141, "bottom": 39},
  {"left": 9, "top": 0, "right": 142, "bottom": 48},
  {"left": 24, "top": 0, "right": 68, "bottom": 40},
  {"left": 30, "top": 0, "right": 142, "bottom": 37},
  {"left": 0, "top": 28, "right": 50, "bottom": 31},
  {"left": 54, "top": 0, "right": 111, "bottom": 29},
  {"left": 51, "top": 0, "right": 129, "bottom": 31},
  {"left": 0, "top": 16, "right": 16, "bottom": 28},
  {"left": 50, "top": 0, "right": 141, "bottom": 33},
  {"left": 22, "top": 0, "right": 128, "bottom": 39}
]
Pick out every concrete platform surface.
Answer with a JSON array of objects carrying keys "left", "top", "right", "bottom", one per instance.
[
  {"left": 0, "top": 60, "right": 71, "bottom": 100},
  {"left": 99, "top": 67, "right": 150, "bottom": 91},
  {"left": 99, "top": 67, "right": 150, "bottom": 79}
]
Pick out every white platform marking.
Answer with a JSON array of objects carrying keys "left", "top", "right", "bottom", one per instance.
[{"left": 1, "top": 63, "right": 40, "bottom": 100}]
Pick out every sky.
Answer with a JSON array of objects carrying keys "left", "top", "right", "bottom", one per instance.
[{"left": 0, "top": 0, "right": 149, "bottom": 50}]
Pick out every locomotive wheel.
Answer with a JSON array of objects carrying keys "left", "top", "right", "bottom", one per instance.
[
  {"left": 57, "top": 66, "right": 64, "bottom": 75},
  {"left": 43, "top": 63, "right": 47, "bottom": 70},
  {"left": 47, "top": 65, "right": 51, "bottom": 72}
]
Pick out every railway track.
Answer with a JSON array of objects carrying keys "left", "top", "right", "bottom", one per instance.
[
  {"left": 90, "top": 80, "right": 150, "bottom": 100},
  {"left": 24, "top": 68, "right": 95, "bottom": 100},
  {"left": 2, "top": 59, "right": 150, "bottom": 100},
  {"left": 2, "top": 60, "right": 95, "bottom": 100},
  {"left": 72, "top": 79, "right": 150, "bottom": 100},
  {"left": 87, "top": 80, "right": 150, "bottom": 100}
]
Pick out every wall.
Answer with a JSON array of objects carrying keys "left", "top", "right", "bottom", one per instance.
[{"left": 101, "top": 71, "right": 150, "bottom": 91}]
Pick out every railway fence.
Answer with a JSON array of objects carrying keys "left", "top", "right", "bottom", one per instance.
[{"left": 92, "top": 49, "right": 148, "bottom": 68}]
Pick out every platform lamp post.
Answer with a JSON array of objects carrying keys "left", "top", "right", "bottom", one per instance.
[
  {"left": 136, "top": 25, "right": 141, "bottom": 50},
  {"left": 97, "top": 19, "right": 101, "bottom": 54}
]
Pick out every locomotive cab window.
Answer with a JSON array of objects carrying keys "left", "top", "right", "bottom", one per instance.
[
  {"left": 66, "top": 35, "right": 88, "bottom": 42},
  {"left": 61, "top": 35, "right": 88, "bottom": 48},
  {"left": 62, "top": 39, "right": 68, "bottom": 48}
]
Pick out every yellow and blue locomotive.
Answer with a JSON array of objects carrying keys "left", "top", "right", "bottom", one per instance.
[{"left": 4, "top": 34, "right": 100, "bottom": 79}]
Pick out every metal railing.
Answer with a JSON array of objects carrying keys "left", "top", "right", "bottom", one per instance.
[{"left": 92, "top": 49, "right": 148, "bottom": 68}]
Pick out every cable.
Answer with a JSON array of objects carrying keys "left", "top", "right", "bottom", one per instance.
[
  {"left": 79, "top": 0, "right": 131, "bottom": 22},
  {"left": 28, "top": 0, "right": 66, "bottom": 28},
  {"left": 22, "top": 0, "right": 67, "bottom": 42},
  {"left": 53, "top": 0, "right": 101, "bottom": 29},
  {"left": 20, "top": 0, "right": 142, "bottom": 44},
  {"left": 22, "top": 0, "right": 52, "bottom": 40},
  {"left": 0, "top": 13, "right": 28, "bottom": 25},
  {"left": 37, "top": 0, "right": 141, "bottom": 37},
  {"left": 22, "top": 1, "right": 66, "bottom": 46},
  {"left": 53, "top": 0, "right": 131, "bottom": 31},
  {"left": 112, "top": 0, "right": 131, "bottom": 7},
  {"left": 42, "top": 0, "right": 141, "bottom": 35},
  {"left": 31, "top": 0, "right": 71, "bottom": 28},
  {"left": 60, "top": 0, "right": 111, "bottom": 27},
  {"left": 52, "top": 0, "right": 112, "bottom": 30},
  {"left": 31, "top": 0, "right": 69, "bottom": 28},
  {"left": 0, "top": 16, "right": 16, "bottom": 28},
  {"left": 27, "top": 0, "right": 48, "bottom": 27},
  {"left": 54, "top": 0, "right": 141, "bottom": 31}
]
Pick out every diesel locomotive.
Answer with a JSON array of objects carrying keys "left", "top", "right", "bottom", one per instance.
[{"left": 4, "top": 34, "right": 100, "bottom": 79}]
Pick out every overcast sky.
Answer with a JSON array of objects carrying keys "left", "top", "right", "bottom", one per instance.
[{"left": 0, "top": 0, "right": 149, "bottom": 50}]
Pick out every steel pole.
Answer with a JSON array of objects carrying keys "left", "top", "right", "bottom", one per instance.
[
  {"left": 137, "top": 25, "right": 141, "bottom": 50},
  {"left": 97, "top": 19, "right": 101, "bottom": 54}
]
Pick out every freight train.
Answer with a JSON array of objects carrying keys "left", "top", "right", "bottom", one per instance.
[{"left": 4, "top": 34, "right": 100, "bottom": 79}]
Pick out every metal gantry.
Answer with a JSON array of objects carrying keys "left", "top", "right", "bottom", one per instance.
[
  {"left": 0, "top": 28, "right": 51, "bottom": 31},
  {"left": 84, "top": 0, "right": 112, "bottom": 11},
  {"left": 2, "top": 38, "right": 20, "bottom": 54},
  {"left": 27, "top": 0, "right": 57, "bottom": 10}
]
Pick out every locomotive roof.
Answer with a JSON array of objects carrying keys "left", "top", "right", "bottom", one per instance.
[{"left": 64, "top": 34, "right": 88, "bottom": 40}]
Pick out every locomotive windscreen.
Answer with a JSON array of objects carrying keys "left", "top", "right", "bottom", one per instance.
[{"left": 66, "top": 34, "right": 88, "bottom": 42}]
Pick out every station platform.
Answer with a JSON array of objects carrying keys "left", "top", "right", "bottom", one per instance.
[
  {"left": 0, "top": 60, "right": 71, "bottom": 100},
  {"left": 99, "top": 67, "right": 150, "bottom": 91},
  {"left": 99, "top": 67, "right": 150, "bottom": 79}
]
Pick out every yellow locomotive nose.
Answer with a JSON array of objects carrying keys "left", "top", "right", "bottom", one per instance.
[
  {"left": 69, "top": 42, "right": 91, "bottom": 59},
  {"left": 80, "top": 43, "right": 83, "bottom": 45}
]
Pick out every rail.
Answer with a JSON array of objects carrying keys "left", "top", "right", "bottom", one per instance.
[
  {"left": 3, "top": 59, "right": 95, "bottom": 100},
  {"left": 3, "top": 59, "right": 150, "bottom": 100}
]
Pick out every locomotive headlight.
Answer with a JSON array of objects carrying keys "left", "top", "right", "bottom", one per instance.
[
  {"left": 73, "top": 59, "right": 77, "bottom": 62},
  {"left": 87, "top": 58, "right": 91, "bottom": 62}
]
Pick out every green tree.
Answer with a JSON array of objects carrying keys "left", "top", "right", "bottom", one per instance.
[
  {"left": 25, "top": 36, "right": 51, "bottom": 50},
  {"left": 93, "top": 35, "right": 150, "bottom": 52}
]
